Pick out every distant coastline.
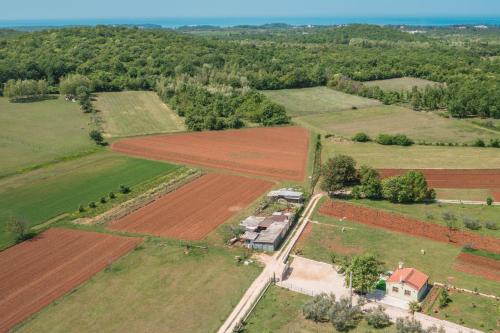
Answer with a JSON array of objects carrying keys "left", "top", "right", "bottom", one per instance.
[{"left": 1, "top": 16, "right": 500, "bottom": 29}]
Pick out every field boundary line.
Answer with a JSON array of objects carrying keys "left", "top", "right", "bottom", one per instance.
[
  {"left": 74, "top": 169, "right": 203, "bottom": 226},
  {"left": 433, "top": 282, "right": 499, "bottom": 299}
]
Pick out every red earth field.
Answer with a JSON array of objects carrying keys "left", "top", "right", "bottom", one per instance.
[
  {"left": 379, "top": 169, "right": 500, "bottom": 189},
  {"left": 453, "top": 252, "right": 500, "bottom": 282},
  {"left": 0, "top": 228, "right": 141, "bottom": 333},
  {"left": 319, "top": 200, "right": 500, "bottom": 253},
  {"left": 108, "top": 173, "right": 273, "bottom": 240},
  {"left": 111, "top": 126, "right": 309, "bottom": 181}
]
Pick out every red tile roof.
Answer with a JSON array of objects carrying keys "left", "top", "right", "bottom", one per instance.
[{"left": 388, "top": 268, "right": 429, "bottom": 290}]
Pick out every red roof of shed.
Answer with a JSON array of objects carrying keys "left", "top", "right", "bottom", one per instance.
[{"left": 388, "top": 268, "right": 428, "bottom": 290}]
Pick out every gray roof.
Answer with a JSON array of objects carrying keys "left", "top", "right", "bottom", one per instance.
[
  {"left": 240, "top": 216, "right": 265, "bottom": 229},
  {"left": 242, "top": 231, "right": 259, "bottom": 241},
  {"left": 267, "top": 188, "right": 303, "bottom": 199},
  {"left": 254, "top": 223, "right": 287, "bottom": 244}
]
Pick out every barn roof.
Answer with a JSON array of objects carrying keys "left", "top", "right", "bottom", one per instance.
[{"left": 388, "top": 268, "right": 429, "bottom": 290}]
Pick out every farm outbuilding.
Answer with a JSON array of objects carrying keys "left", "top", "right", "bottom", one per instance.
[
  {"left": 267, "top": 188, "right": 304, "bottom": 204},
  {"left": 387, "top": 266, "right": 429, "bottom": 302}
]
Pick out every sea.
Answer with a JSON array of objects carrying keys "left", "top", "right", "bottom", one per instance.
[{"left": 0, "top": 16, "right": 499, "bottom": 29}]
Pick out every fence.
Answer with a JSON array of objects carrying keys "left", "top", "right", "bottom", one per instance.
[{"left": 277, "top": 281, "right": 317, "bottom": 297}]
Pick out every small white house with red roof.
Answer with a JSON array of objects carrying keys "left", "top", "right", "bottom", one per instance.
[{"left": 387, "top": 265, "right": 429, "bottom": 302}]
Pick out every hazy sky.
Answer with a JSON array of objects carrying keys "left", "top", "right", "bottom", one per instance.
[{"left": 2, "top": 0, "right": 500, "bottom": 20}]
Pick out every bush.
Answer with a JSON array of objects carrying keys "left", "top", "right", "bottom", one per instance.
[
  {"left": 329, "top": 297, "right": 363, "bottom": 332},
  {"left": 7, "top": 219, "right": 36, "bottom": 243},
  {"left": 78, "top": 204, "right": 85, "bottom": 212},
  {"left": 119, "top": 185, "right": 131, "bottom": 194},
  {"left": 473, "top": 138, "right": 485, "bottom": 147},
  {"left": 485, "top": 221, "right": 498, "bottom": 230},
  {"left": 376, "top": 133, "right": 413, "bottom": 146},
  {"left": 352, "top": 165, "right": 382, "bottom": 199},
  {"left": 489, "top": 138, "right": 500, "bottom": 148},
  {"left": 352, "top": 132, "right": 370, "bottom": 142},
  {"left": 100, "top": 197, "right": 107, "bottom": 204},
  {"left": 486, "top": 197, "right": 493, "bottom": 206},
  {"left": 365, "top": 305, "right": 391, "bottom": 328},
  {"left": 303, "top": 293, "right": 336, "bottom": 323},
  {"left": 438, "top": 288, "right": 451, "bottom": 308},
  {"left": 382, "top": 171, "right": 434, "bottom": 203},
  {"left": 88, "top": 201, "right": 97, "bottom": 208},
  {"left": 89, "top": 130, "right": 105, "bottom": 145},
  {"left": 109, "top": 192, "right": 116, "bottom": 199},
  {"left": 463, "top": 217, "right": 481, "bottom": 230}
]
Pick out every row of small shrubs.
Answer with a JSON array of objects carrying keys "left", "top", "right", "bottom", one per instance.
[
  {"left": 352, "top": 132, "right": 499, "bottom": 148},
  {"left": 78, "top": 185, "right": 130, "bottom": 212},
  {"left": 441, "top": 211, "right": 497, "bottom": 231},
  {"left": 352, "top": 132, "right": 414, "bottom": 146}
]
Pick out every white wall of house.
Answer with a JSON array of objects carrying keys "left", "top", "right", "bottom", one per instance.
[{"left": 387, "top": 281, "right": 422, "bottom": 302}]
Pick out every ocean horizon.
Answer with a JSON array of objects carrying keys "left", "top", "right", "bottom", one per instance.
[{"left": 1, "top": 16, "right": 500, "bottom": 28}]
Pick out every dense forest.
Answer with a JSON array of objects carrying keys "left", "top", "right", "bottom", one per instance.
[{"left": 1, "top": 24, "right": 500, "bottom": 127}]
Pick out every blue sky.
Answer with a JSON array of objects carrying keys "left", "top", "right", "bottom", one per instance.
[{"left": 1, "top": 0, "right": 499, "bottom": 20}]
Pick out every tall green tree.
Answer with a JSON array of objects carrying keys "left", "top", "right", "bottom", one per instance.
[{"left": 320, "top": 155, "right": 358, "bottom": 193}]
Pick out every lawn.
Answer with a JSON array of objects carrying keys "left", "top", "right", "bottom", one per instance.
[
  {"left": 244, "top": 285, "right": 396, "bottom": 333},
  {"left": 435, "top": 188, "right": 494, "bottom": 201},
  {"left": 94, "top": 91, "right": 185, "bottom": 138},
  {"left": 339, "top": 199, "right": 500, "bottom": 238},
  {"left": 0, "top": 152, "right": 180, "bottom": 249},
  {"left": 323, "top": 141, "right": 500, "bottom": 169},
  {"left": 297, "top": 210, "right": 500, "bottom": 296},
  {"left": 427, "top": 290, "right": 499, "bottom": 332},
  {"left": 263, "top": 87, "right": 381, "bottom": 117},
  {"left": 13, "top": 238, "right": 261, "bottom": 333},
  {"left": 296, "top": 105, "right": 499, "bottom": 144},
  {"left": 0, "top": 96, "right": 95, "bottom": 177},
  {"left": 363, "top": 77, "right": 441, "bottom": 91}
]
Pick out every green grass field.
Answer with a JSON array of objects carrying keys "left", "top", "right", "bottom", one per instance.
[
  {"left": 0, "top": 152, "right": 180, "bottom": 249},
  {"left": 323, "top": 141, "right": 500, "bottom": 169},
  {"left": 14, "top": 238, "right": 260, "bottom": 333},
  {"left": 0, "top": 96, "right": 95, "bottom": 177},
  {"left": 435, "top": 189, "right": 493, "bottom": 201},
  {"left": 263, "top": 87, "right": 381, "bottom": 117},
  {"left": 94, "top": 91, "right": 185, "bottom": 138},
  {"left": 297, "top": 207, "right": 499, "bottom": 296},
  {"left": 339, "top": 199, "right": 500, "bottom": 238},
  {"left": 363, "top": 77, "right": 440, "bottom": 91},
  {"left": 427, "top": 291, "right": 499, "bottom": 332},
  {"left": 296, "top": 105, "right": 499, "bottom": 144},
  {"left": 244, "top": 285, "right": 396, "bottom": 333}
]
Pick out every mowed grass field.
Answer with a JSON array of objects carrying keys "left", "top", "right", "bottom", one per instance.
[
  {"left": 297, "top": 209, "right": 499, "bottom": 296},
  {"left": 363, "top": 77, "right": 441, "bottom": 91},
  {"left": 14, "top": 238, "right": 261, "bottom": 333},
  {"left": 296, "top": 105, "right": 499, "bottom": 143},
  {"left": 244, "top": 285, "right": 396, "bottom": 333},
  {"left": 0, "top": 152, "right": 180, "bottom": 249},
  {"left": 338, "top": 199, "right": 500, "bottom": 238},
  {"left": 323, "top": 141, "right": 500, "bottom": 169},
  {"left": 94, "top": 91, "right": 185, "bottom": 138},
  {"left": 263, "top": 87, "right": 381, "bottom": 117},
  {"left": 0, "top": 96, "right": 95, "bottom": 177}
]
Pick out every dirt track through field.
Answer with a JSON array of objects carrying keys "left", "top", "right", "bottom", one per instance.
[
  {"left": 111, "top": 126, "right": 309, "bottom": 181},
  {"left": 0, "top": 228, "right": 141, "bottom": 333},
  {"left": 319, "top": 200, "right": 500, "bottom": 253},
  {"left": 108, "top": 173, "right": 273, "bottom": 240},
  {"left": 453, "top": 253, "right": 500, "bottom": 282},
  {"left": 379, "top": 169, "right": 500, "bottom": 189}
]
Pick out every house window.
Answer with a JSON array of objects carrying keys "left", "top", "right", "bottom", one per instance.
[
  {"left": 404, "top": 290, "right": 411, "bottom": 296},
  {"left": 392, "top": 286, "right": 399, "bottom": 292}
]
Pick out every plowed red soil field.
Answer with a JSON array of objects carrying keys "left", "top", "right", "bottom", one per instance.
[
  {"left": 108, "top": 173, "right": 273, "bottom": 240},
  {"left": 319, "top": 200, "right": 500, "bottom": 253},
  {"left": 0, "top": 228, "right": 141, "bottom": 333},
  {"left": 379, "top": 169, "right": 500, "bottom": 189},
  {"left": 111, "top": 126, "right": 309, "bottom": 181},
  {"left": 453, "top": 252, "right": 500, "bottom": 281}
]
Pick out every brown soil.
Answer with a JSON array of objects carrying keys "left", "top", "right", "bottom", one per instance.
[
  {"left": 319, "top": 200, "right": 500, "bottom": 253},
  {"left": 112, "top": 126, "right": 309, "bottom": 181},
  {"left": 108, "top": 173, "right": 273, "bottom": 240},
  {"left": 379, "top": 169, "right": 500, "bottom": 189},
  {"left": 295, "top": 223, "right": 313, "bottom": 250},
  {"left": 453, "top": 253, "right": 500, "bottom": 281},
  {"left": 0, "top": 228, "right": 141, "bottom": 333},
  {"left": 492, "top": 190, "right": 500, "bottom": 202}
]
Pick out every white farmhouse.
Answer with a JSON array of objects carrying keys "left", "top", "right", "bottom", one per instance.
[{"left": 387, "top": 266, "right": 429, "bottom": 302}]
